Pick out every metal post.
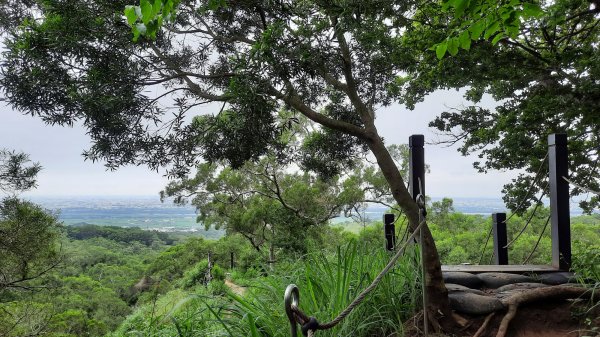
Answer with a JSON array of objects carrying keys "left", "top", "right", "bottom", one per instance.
[
  {"left": 548, "top": 133, "right": 571, "bottom": 270},
  {"left": 409, "top": 135, "right": 425, "bottom": 200},
  {"left": 230, "top": 252, "right": 235, "bottom": 269},
  {"left": 383, "top": 213, "right": 395, "bottom": 251},
  {"left": 410, "top": 135, "right": 428, "bottom": 336},
  {"left": 492, "top": 213, "right": 508, "bottom": 265}
]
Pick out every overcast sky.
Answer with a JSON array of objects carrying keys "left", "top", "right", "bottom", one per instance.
[{"left": 1, "top": 90, "right": 517, "bottom": 198}]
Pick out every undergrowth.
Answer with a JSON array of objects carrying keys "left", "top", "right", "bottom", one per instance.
[{"left": 111, "top": 240, "right": 422, "bottom": 337}]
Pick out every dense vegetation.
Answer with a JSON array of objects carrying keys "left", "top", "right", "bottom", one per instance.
[
  {"left": 1, "top": 206, "right": 597, "bottom": 337},
  {"left": 0, "top": 0, "right": 598, "bottom": 334}
]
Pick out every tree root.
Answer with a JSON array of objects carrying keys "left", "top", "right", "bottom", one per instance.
[
  {"left": 472, "top": 313, "right": 494, "bottom": 337},
  {"left": 495, "top": 286, "right": 597, "bottom": 337}
]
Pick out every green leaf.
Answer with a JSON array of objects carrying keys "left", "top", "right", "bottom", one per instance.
[
  {"left": 459, "top": 30, "right": 471, "bottom": 50},
  {"left": 484, "top": 20, "right": 500, "bottom": 39},
  {"left": 436, "top": 42, "right": 448, "bottom": 59},
  {"left": 441, "top": 0, "right": 456, "bottom": 11},
  {"left": 124, "top": 6, "right": 138, "bottom": 26},
  {"left": 522, "top": 3, "right": 544, "bottom": 18},
  {"left": 491, "top": 33, "right": 504, "bottom": 45},
  {"left": 454, "top": 0, "right": 470, "bottom": 17},
  {"left": 152, "top": 0, "right": 162, "bottom": 17},
  {"left": 469, "top": 20, "right": 485, "bottom": 40},
  {"left": 447, "top": 37, "right": 459, "bottom": 56},
  {"left": 140, "top": 0, "right": 153, "bottom": 24}
]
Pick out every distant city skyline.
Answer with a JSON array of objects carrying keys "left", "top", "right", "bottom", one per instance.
[{"left": 2, "top": 89, "right": 519, "bottom": 199}]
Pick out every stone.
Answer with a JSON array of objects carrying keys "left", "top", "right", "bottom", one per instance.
[
  {"left": 443, "top": 272, "right": 482, "bottom": 288},
  {"left": 477, "top": 273, "right": 533, "bottom": 289},
  {"left": 449, "top": 292, "right": 505, "bottom": 315},
  {"left": 536, "top": 272, "right": 576, "bottom": 285},
  {"left": 445, "top": 283, "right": 486, "bottom": 296}
]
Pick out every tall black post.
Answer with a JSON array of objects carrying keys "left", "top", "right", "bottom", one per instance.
[
  {"left": 230, "top": 252, "right": 235, "bottom": 269},
  {"left": 409, "top": 135, "right": 425, "bottom": 200},
  {"left": 409, "top": 134, "right": 428, "bottom": 336},
  {"left": 548, "top": 133, "right": 571, "bottom": 270},
  {"left": 492, "top": 213, "right": 508, "bottom": 265},
  {"left": 383, "top": 213, "right": 395, "bottom": 251}
]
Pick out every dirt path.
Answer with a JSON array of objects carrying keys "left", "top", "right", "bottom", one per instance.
[{"left": 224, "top": 279, "right": 246, "bottom": 296}]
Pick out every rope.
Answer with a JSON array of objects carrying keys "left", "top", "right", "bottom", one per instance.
[
  {"left": 285, "top": 217, "right": 427, "bottom": 336},
  {"left": 522, "top": 215, "right": 551, "bottom": 264},
  {"left": 563, "top": 176, "right": 600, "bottom": 196},
  {"left": 478, "top": 225, "right": 494, "bottom": 264},
  {"left": 503, "top": 153, "right": 548, "bottom": 224},
  {"left": 504, "top": 187, "right": 547, "bottom": 249}
]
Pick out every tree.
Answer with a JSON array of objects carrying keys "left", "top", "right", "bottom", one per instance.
[
  {"left": 0, "top": 0, "right": 453, "bottom": 326},
  {"left": 401, "top": 0, "right": 600, "bottom": 213},
  {"left": 0, "top": 149, "right": 41, "bottom": 194},
  {"left": 0, "top": 150, "right": 62, "bottom": 335},
  {"left": 161, "top": 146, "right": 407, "bottom": 263}
]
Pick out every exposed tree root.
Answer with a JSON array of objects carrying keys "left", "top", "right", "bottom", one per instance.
[
  {"left": 472, "top": 313, "right": 494, "bottom": 337},
  {"left": 495, "top": 286, "right": 597, "bottom": 337}
]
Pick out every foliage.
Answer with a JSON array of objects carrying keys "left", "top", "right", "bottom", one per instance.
[
  {"left": 66, "top": 224, "right": 174, "bottom": 246},
  {"left": 161, "top": 146, "right": 408, "bottom": 255},
  {"left": 403, "top": 0, "right": 600, "bottom": 213},
  {"left": 0, "top": 197, "right": 61, "bottom": 293},
  {"left": 435, "top": 0, "right": 544, "bottom": 58},
  {"left": 427, "top": 201, "right": 600, "bottom": 267},
  {"left": 113, "top": 238, "right": 422, "bottom": 337},
  {"left": 0, "top": 149, "right": 42, "bottom": 193}
]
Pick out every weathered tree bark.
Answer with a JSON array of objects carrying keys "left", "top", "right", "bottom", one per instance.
[
  {"left": 365, "top": 129, "right": 451, "bottom": 325},
  {"left": 269, "top": 241, "right": 275, "bottom": 272}
]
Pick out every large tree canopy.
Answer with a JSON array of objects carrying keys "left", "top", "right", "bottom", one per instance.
[
  {"left": 401, "top": 0, "right": 600, "bottom": 212},
  {"left": 0, "top": 0, "right": 455, "bottom": 323}
]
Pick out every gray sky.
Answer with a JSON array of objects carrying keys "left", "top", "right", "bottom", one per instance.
[{"left": 1, "top": 90, "right": 517, "bottom": 198}]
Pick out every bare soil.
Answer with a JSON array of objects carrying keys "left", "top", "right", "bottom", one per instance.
[
  {"left": 405, "top": 300, "right": 599, "bottom": 337},
  {"left": 224, "top": 279, "right": 246, "bottom": 296}
]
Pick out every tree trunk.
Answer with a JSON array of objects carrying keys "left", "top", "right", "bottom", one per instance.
[
  {"left": 365, "top": 131, "right": 451, "bottom": 323},
  {"left": 269, "top": 242, "right": 275, "bottom": 272}
]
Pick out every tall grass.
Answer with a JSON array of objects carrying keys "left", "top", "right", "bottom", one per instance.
[
  {"left": 111, "top": 240, "right": 422, "bottom": 336},
  {"left": 211, "top": 240, "right": 422, "bottom": 337}
]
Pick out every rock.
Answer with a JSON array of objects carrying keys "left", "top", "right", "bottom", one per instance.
[
  {"left": 443, "top": 272, "right": 482, "bottom": 288},
  {"left": 495, "top": 282, "right": 549, "bottom": 293},
  {"left": 477, "top": 272, "right": 533, "bottom": 289},
  {"left": 536, "top": 272, "right": 576, "bottom": 285},
  {"left": 449, "top": 292, "right": 504, "bottom": 315},
  {"left": 445, "top": 283, "right": 486, "bottom": 295}
]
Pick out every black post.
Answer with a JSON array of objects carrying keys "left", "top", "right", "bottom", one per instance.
[
  {"left": 409, "top": 135, "right": 425, "bottom": 200},
  {"left": 410, "top": 135, "right": 428, "bottom": 336},
  {"left": 383, "top": 213, "right": 395, "bottom": 251},
  {"left": 492, "top": 213, "right": 508, "bottom": 265},
  {"left": 548, "top": 133, "right": 571, "bottom": 270},
  {"left": 230, "top": 252, "right": 235, "bottom": 269}
]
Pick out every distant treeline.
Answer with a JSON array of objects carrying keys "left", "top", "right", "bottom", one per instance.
[{"left": 66, "top": 224, "right": 175, "bottom": 246}]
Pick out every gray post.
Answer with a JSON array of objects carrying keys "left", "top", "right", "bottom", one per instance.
[
  {"left": 409, "top": 135, "right": 425, "bottom": 200},
  {"left": 492, "top": 213, "right": 508, "bottom": 265},
  {"left": 548, "top": 134, "right": 571, "bottom": 270}
]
